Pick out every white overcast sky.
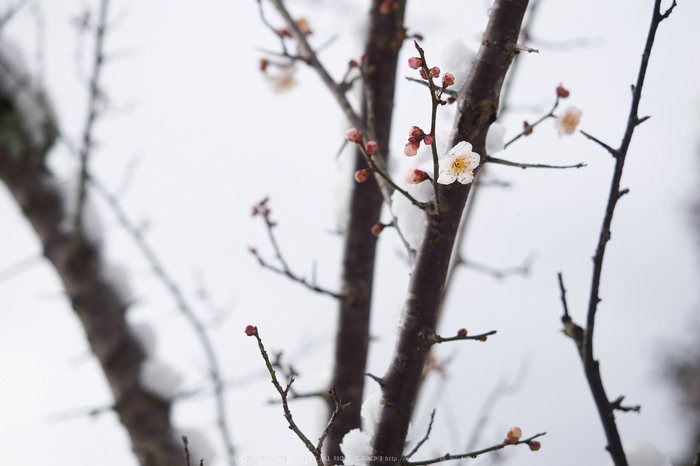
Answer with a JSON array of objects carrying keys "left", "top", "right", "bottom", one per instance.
[{"left": 1, "top": 1, "right": 699, "bottom": 465}]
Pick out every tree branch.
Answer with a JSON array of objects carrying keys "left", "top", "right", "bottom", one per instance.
[
  {"left": 570, "top": 2, "right": 676, "bottom": 464},
  {"left": 370, "top": 2, "right": 529, "bottom": 462}
]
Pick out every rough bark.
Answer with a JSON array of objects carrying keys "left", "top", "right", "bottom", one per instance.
[
  {"left": 326, "top": 1, "right": 406, "bottom": 461},
  {"left": 370, "top": 1, "right": 528, "bottom": 463}
]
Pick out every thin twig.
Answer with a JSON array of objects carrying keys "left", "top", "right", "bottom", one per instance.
[
  {"left": 407, "top": 432, "right": 546, "bottom": 465},
  {"left": 428, "top": 330, "right": 496, "bottom": 344},
  {"left": 406, "top": 410, "right": 436, "bottom": 459},
  {"left": 250, "top": 198, "right": 345, "bottom": 299},
  {"left": 249, "top": 327, "right": 347, "bottom": 466},
  {"left": 503, "top": 95, "right": 559, "bottom": 149},
  {"left": 182, "top": 436, "right": 191, "bottom": 466},
  {"left": 486, "top": 155, "right": 584, "bottom": 170},
  {"left": 74, "top": 0, "right": 109, "bottom": 239},
  {"left": 83, "top": 165, "right": 236, "bottom": 457},
  {"left": 261, "top": 0, "right": 397, "bottom": 208},
  {"left": 573, "top": 3, "right": 676, "bottom": 465}
]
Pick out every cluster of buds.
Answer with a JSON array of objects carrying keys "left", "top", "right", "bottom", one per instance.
[
  {"left": 345, "top": 128, "right": 379, "bottom": 183},
  {"left": 404, "top": 126, "right": 433, "bottom": 156},
  {"left": 503, "top": 427, "right": 541, "bottom": 451},
  {"left": 251, "top": 198, "right": 273, "bottom": 222},
  {"left": 407, "top": 56, "right": 455, "bottom": 89}
]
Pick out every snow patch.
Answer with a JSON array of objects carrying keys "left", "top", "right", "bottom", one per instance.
[
  {"left": 441, "top": 40, "right": 476, "bottom": 91},
  {"left": 606, "top": 440, "right": 672, "bottom": 466},
  {"left": 391, "top": 181, "right": 433, "bottom": 251},
  {"left": 140, "top": 358, "right": 182, "bottom": 400},
  {"left": 486, "top": 123, "right": 506, "bottom": 155}
]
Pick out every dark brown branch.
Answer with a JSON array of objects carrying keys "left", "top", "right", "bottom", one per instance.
[
  {"left": 325, "top": 0, "right": 409, "bottom": 459},
  {"left": 573, "top": 2, "right": 676, "bottom": 465},
  {"left": 371, "top": 2, "right": 529, "bottom": 462}
]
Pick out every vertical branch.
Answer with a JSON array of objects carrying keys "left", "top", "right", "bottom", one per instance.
[
  {"left": 574, "top": 2, "right": 676, "bottom": 465},
  {"left": 370, "top": 2, "right": 528, "bottom": 462},
  {"left": 326, "top": 0, "right": 407, "bottom": 460}
]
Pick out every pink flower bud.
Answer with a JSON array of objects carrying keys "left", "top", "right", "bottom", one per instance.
[
  {"left": 371, "top": 223, "right": 384, "bottom": 236},
  {"left": 527, "top": 440, "right": 541, "bottom": 451},
  {"left": 504, "top": 427, "right": 522, "bottom": 444},
  {"left": 423, "top": 134, "right": 434, "bottom": 145},
  {"left": 345, "top": 128, "right": 363, "bottom": 143},
  {"left": 457, "top": 328, "right": 467, "bottom": 337},
  {"left": 429, "top": 66, "right": 440, "bottom": 78},
  {"left": 408, "top": 57, "right": 422, "bottom": 69},
  {"left": 478, "top": 336, "right": 487, "bottom": 342},
  {"left": 365, "top": 141, "right": 377, "bottom": 155},
  {"left": 348, "top": 59, "right": 359, "bottom": 68},
  {"left": 245, "top": 325, "right": 258, "bottom": 336},
  {"left": 355, "top": 169, "right": 371, "bottom": 183},
  {"left": 405, "top": 168, "right": 429, "bottom": 184},
  {"left": 419, "top": 68, "right": 427, "bottom": 80},
  {"left": 442, "top": 73, "right": 455, "bottom": 88},
  {"left": 409, "top": 126, "right": 425, "bottom": 138},
  {"left": 523, "top": 121, "right": 534, "bottom": 135},
  {"left": 404, "top": 141, "right": 420, "bottom": 157},
  {"left": 556, "top": 84, "right": 570, "bottom": 98}
]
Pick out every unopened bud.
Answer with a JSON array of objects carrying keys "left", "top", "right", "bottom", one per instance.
[
  {"left": 408, "top": 57, "right": 422, "bottom": 69},
  {"left": 409, "top": 126, "right": 425, "bottom": 138},
  {"left": 457, "top": 328, "right": 468, "bottom": 337},
  {"left": 523, "top": 121, "right": 533, "bottom": 135},
  {"left": 404, "top": 141, "right": 420, "bottom": 157},
  {"left": 504, "top": 427, "right": 522, "bottom": 444},
  {"left": 442, "top": 73, "right": 455, "bottom": 88},
  {"left": 365, "top": 141, "right": 377, "bottom": 155},
  {"left": 349, "top": 59, "right": 359, "bottom": 68},
  {"left": 371, "top": 223, "right": 385, "bottom": 236},
  {"left": 260, "top": 59, "right": 269, "bottom": 72},
  {"left": 419, "top": 68, "right": 427, "bottom": 80},
  {"left": 527, "top": 440, "right": 541, "bottom": 451},
  {"left": 478, "top": 336, "right": 487, "bottom": 342},
  {"left": 405, "top": 168, "right": 429, "bottom": 184},
  {"left": 245, "top": 325, "right": 258, "bottom": 336},
  {"left": 345, "top": 128, "right": 363, "bottom": 143},
  {"left": 355, "top": 169, "right": 371, "bottom": 183},
  {"left": 423, "top": 134, "right": 434, "bottom": 145},
  {"left": 556, "top": 84, "right": 570, "bottom": 98},
  {"left": 429, "top": 66, "right": 440, "bottom": 78}
]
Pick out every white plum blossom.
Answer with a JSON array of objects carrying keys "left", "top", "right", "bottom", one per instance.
[
  {"left": 555, "top": 106, "right": 582, "bottom": 136},
  {"left": 437, "top": 141, "right": 480, "bottom": 185}
]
